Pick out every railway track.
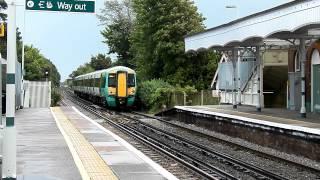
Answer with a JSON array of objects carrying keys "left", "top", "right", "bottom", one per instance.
[
  {"left": 128, "top": 111, "right": 320, "bottom": 174},
  {"left": 62, "top": 90, "right": 231, "bottom": 179},
  {"left": 60, "top": 89, "right": 304, "bottom": 180}
]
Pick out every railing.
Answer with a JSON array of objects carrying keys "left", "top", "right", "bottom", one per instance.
[{"left": 168, "top": 90, "right": 219, "bottom": 108}]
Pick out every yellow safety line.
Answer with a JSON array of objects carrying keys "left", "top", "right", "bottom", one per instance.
[{"left": 51, "top": 107, "right": 118, "bottom": 180}]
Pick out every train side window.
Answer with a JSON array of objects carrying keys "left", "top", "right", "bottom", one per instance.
[
  {"left": 128, "top": 74, "right": 135, "bottom": 87},
  {"left": 108, "top": 74, "right": 116, "bottom": 87},
  {"left": 95, "top": 78, "right": 100, "bottom": 87},
  {"left": 91, "top": 79, "right": 94, "bottom": 87}
]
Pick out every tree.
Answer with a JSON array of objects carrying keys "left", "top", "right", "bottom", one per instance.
[
  {"left": 0, "top": 1, "right": 7, "bottom": 21},
  {"left": 90, "top": 53, "right": 112, "bottom": 70},
  {"left": 131, "top": 0, "right": 215, "bottom": 89},
  {"left": 69, "top": 63, "right": 94, "bottom": 78},
  {"left": 24, "top": 45, "right": 61, "bottom": 87},
  {"left": 98, "top": 0, "right": 134, "bottom": 67},
  {"left": 131, "top": 0, "right": 205, "bottom": 76}
]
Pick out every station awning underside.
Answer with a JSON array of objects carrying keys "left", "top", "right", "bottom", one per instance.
[{"left": 185, "top": 0, "right": 320, "bottom": 52}]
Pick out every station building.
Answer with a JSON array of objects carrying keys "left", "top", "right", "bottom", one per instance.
[{"left": 185, "top": 0, "right": 320, "bottom": 116}]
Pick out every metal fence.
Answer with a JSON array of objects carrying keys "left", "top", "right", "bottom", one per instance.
[
  {"left": 167, "top": 90, "right": 219, "bottom": 108},
  {"left": 23, "top": 81, "right": 51, "bottom": 108}
]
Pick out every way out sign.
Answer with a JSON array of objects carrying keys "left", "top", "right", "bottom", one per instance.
[{"left": 26, "top": 0, "right": 95, "bottom": 13}]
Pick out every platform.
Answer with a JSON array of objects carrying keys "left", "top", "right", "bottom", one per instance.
[
  {"left": 175, "top": 105, "right": 320, "bottom": 135},
  {"left": 162, "top": 105, "right": 320, "bottom": 161},
  {"left": 51, "top": 106, "right": 177, "bottom": 180},
  {"left": 16, "top": 108, "right": 81, "bottom": 180}
]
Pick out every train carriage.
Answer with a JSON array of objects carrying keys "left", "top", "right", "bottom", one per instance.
[{"left": 72, "top": 66, "right": 136, "bottom": 108}]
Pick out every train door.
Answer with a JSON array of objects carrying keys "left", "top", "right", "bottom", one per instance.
[
  {"left": 100, "top": 73, "right": 105, "bottom": 96},
  {"left": 312, "top": 50, "right": 320, "bottom": 113},
  {"left": 117, "top": 72, "right": 127, "bottom": 98}
]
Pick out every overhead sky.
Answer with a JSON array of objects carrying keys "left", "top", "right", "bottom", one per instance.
[{"left": 15, "top": 0, "right": 293, "bottom": 81}]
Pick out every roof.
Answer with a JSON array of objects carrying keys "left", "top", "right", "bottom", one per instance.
[
  {"left": 75, "top": 66, "right": 135, "bottom": 79},
  {"left": 185, "top": 0, "right": 301, "bottom": 38},
  {"left": 185, "top": 0, "right": 320, "bottom": 51}
]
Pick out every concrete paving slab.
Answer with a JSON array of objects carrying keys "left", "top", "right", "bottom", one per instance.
[
  {"left": 60, "top": 106, "right": 178, "bottom": 180},
  {"left": 16, "top": 108, "right": 81, "bottom": 180}
]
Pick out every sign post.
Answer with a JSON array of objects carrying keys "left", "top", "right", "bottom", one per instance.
[
  {"left": 26, "top": 0, "right": 95, "bottom": 13},
  {"left": 2, "top": 0, "right": 17, "bottom": 179},
  {"left": 1, "top": 0, "right": 95, "bottom": 179}
]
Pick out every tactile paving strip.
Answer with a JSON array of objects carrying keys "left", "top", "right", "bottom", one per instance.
[{"left": 51, "top": 107, "right": 118, "bottom": 180}]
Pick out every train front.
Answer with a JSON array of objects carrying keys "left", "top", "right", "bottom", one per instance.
[{"left": 106, "top": 67, "right": 136, "bottom": 108}]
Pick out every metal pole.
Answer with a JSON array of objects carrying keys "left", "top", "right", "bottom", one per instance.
[
  {"left": 0, "top": 58, "right": 2, "bottom": 124},
  {"left": 256, "top": 47, "right": 262, "bottom": 112},
  {"left": 21, "top": 6, "right": 26, "bottom": 108},
  {"left": 2, "top": 0, "right": 17, "bottom": 179},
  {"left": 232, "top": 48, "right": 237, "bottom": 109},
  {"left": 237, "top": 49, "right": 241, "bottom": 105},
  {"left": 299, "top": 38, "right": 306, "bottom": 118},
  {"left": 201, "top": 90, "right": 204, "bottom": 105}
]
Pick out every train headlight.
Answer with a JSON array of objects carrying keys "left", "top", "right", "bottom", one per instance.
[
  {"left": 108, "top": 87, "right": 116, "bottom": 95},
  {"left": 129, "top": 88, "right": 136, "bottom": 95}
]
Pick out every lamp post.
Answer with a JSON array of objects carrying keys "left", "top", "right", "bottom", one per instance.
[{"left": 45, "top": 71, "right": 49, "bottom": 82}]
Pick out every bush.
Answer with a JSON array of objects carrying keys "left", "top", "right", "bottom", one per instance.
[
  {"left": 138, "top": 79, "right": 173, "bottom": 112},
  {"left": 138, "top": 79, "right": 198, "bottom": 113},
  {"left": 51, "top": 88, "right": 61, "bottom": 107}
]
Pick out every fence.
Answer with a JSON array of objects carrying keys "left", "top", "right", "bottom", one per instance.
[
  {"left": 167, "top": 90, "right": 219, "bottom": 108},
  {"left": 23, "top": 81, "right": 51, "bottom": 108}
]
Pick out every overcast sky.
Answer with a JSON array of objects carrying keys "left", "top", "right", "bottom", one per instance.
[{"left": 15, "top": 0, "right": 293, "bottom": 81}]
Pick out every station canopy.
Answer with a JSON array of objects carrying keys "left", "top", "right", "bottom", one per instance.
[{"left": 185, "top": 0, "right": 320, "bottom": 52}]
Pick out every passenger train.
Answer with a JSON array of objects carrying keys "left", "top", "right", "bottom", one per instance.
[{"left": 72, "top": 66, "right": 137, "bottom": 108}]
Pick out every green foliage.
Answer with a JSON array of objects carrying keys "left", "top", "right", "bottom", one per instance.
[
  {"left": 69, "top": 53, "right": 113, "bottom": 78},
  {"left": 97, "top": 0, "right": 220, "bottom": 91},
  {"left": 0, "top": 1, "right": 7, "bottom": 21},
  {"left": 24, "top": 45, "right": 61, "bottom": 87},
  {"left": 90, "top": 53, "right": 112, "bottom": 70},
  {"left": 131, "top": 0, "right": 206, "bottom": 82},
  {"left": 69, "top": 63, "right": 94, "bottom": 78},
  {"left": 0, "top": 25, "right": 23, "bottom": 60},
  {"left": 138, "top": 79, "right": 173, "bottom": 111},
  {"left": 51, "top": 88, "right": 61, "bottom": 107},
  {"left": 138, "top": 79, "right": 199, "bottom": 112},
  {"left": 98, "top": 0, "right": 134, "bottom": 67}
]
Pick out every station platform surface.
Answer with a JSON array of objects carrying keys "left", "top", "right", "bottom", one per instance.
[
  {"left": 16, "top": 108, "right": 81, "bottom": 180},
  {"left": 52, "top": 106, "right": 176, "bottom": 180},
  {"left": 16, "top": 107, "right": 177, "bottom": 180},
  {"left": 175, "top": 105, "right": 320, "bottom": 135}
]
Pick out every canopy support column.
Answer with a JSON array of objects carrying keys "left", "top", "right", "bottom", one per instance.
[
  {"left": 232, "top": 48, "right": 238, "bottom": 109},
  {"left": 299, "top": 38, "right": 307, "bottom": 118},
  {"left": 237, "top": 49, "right": 242, "bottom": 105},
  {"left": 255, "top": 47, "right": 262, "bottom": 112}
]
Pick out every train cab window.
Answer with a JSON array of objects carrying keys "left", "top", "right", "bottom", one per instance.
[
  {"left": 128, "top": 74, "right": 135, "bottom": 87},
  {"left": 108, "top": 74, "right": 116, "bottom": 87}
]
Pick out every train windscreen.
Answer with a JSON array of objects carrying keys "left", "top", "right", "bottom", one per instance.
[
  {"left": 127, "top": 74, "right": 135, "bottom": 87},
  {"left": 108, "top": 74, "right": 116, "bottom": 87}
]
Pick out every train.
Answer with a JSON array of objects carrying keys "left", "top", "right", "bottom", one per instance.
[{"left": 72, "top": 66, "right": 137, "bottom": 108}]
